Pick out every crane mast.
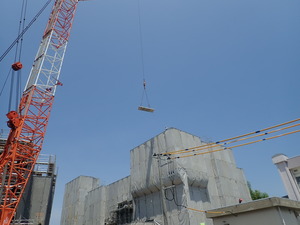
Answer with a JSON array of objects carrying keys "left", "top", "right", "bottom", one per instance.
[{"left": 0, "top": 0, "right": 79, "bottom": 223}]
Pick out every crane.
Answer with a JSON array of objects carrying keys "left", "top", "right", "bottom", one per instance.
[{"left": 0, "top": 0, "right": 80, "bottom": 223}]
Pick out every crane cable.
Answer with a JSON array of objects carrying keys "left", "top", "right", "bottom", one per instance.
[
  {"left": 8, "top": 0, "right": 28, "bottom": 112},
  {"left": 0, "top": 0, "right": 53, "bottom": 63},
  {"left": 0, "top": 0, "right": 52, "bottom": 112},
  {"left": 137, "top": 0, "right": 152, "bottom": 109},
  {"left": 155, "top": 118, "right": 300, "bottom": 159}
]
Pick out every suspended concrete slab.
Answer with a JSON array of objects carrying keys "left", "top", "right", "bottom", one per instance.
[{"left": 138, "top": 106, "right": 155, "bottom": 113}]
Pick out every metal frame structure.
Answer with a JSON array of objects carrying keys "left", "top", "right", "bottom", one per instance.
[{"left": 0, "top": 0, "right": 79, "bottom": 223}]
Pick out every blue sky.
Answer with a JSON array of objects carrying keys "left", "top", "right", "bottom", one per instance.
[{"left": 1, "top": 0, "right": 300, "bottom": 224}]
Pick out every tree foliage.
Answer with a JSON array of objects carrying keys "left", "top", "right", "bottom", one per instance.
[{"left": 248, "top": 182, "right": 269, "bottom": 200}]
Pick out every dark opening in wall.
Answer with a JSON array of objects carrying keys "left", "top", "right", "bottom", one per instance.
[{"left": 105, "top": 200, "right": 133, "bottom": 225}]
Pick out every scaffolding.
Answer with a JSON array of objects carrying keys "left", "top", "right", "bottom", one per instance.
[{"left": 34, "top": 154, "right": 56, "bottom": 177}]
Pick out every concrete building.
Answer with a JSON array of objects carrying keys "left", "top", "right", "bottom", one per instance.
[
  {"left": 61, "top": 128, "right": 251, "bottom": 225},
  {"left": 13, "top": 154, "right": 57, "bottom": 225},
  {"left": 206, "top": 197, "right": 300, "bottom": 225},
  {"left": 60, "top": 176, "right": 100, "bottom": 225},
  {"left": 0, "top": 136, "right": 57, "bottom": 225},
  {"left": 272, "top": 154, "right": 300, "bottom": 201}
]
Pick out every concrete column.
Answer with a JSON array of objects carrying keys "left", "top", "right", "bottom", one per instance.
[{"left": 272, "top": 154, "right": 300, "bottom": 201}]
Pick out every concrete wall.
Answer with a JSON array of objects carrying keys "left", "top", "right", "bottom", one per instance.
[
  {"left": 16, "top": 175, "right": 56, "bottom": 225},
  {"left": 83, "top": 176, "right": 132, "bottom": 225},
  {"left": 83, "top": 185, "right": 106, "bottom": 225},
  {"left": 272, "top": 154, "right": 300, "bottom": 201},
  {"left": 15, "top": 154, "right": 57, "bottom": 225},
  {"left": 207, "top": 197, "right": 300, "bottom": 225},
  {"left": 62, "top": 128, "right": 251, "bottom": 225},
  {"left": 211, "top": 207, "right": 298, "bottom": 225},
  {"left": 130, "top": 128, "right": 251, "bottom": 224},
  {"left": 60, "top": 176, "right": 99, "bottom": 225}
]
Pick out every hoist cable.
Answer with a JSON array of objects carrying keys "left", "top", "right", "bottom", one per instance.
[
  {"left": 18, "top": 0, "right": 28, "bottom": 62},
  {"left": 8, "top": 0, "right": 28, "bottom": 112},
  {"left": 140, "top": 86, "right": 145, "bottom": 106},
  {"left": 8, "top": 71, "right": 15, "bottom": 112},
  {"left": 137, "top": 0, "right": 152, "bottom": 108},
  {"left": 0, "top": 0, "right": 52, "bottom": 63},
  {"left": 18, "top": 0, "right": 28, "bottom": 107},
  {"left": 137, "top": 0, "right": 145, "bottom": 80},
  {"left": 0, "top": 69, "right": 12, "bottom": 97},
  {"left": 140, "top": 80, "right": 151, "bottom": 107},
  {"left": 14, "top": 0, "right": 27, "bottom": 62},
  {"left": 15, "top": 70, "right": 22, "bottom": 111},
  {"left": 0, "top": 68, "right": 12, "bottom": 98},
  {"left": 166, "top": 118, "right": 300, "bottom": 155},
  {"left": 144, "top": 88, "right": 151, "bottom": 107},
  {"left": 14, "top": 0, "right": 28, "bottom": 110}
]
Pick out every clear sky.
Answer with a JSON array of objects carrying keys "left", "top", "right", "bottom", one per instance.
[{"left": 1, "top": 0, "right": 300, "bottom": 224}]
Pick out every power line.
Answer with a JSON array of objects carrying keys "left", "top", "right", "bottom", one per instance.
[{"left": 153, "top": 118, "right": 300, "bottom": 159}]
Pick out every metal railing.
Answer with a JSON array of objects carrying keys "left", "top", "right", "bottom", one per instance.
[{"left": 34, "top": 154, "right": 56, "bottom": 175}]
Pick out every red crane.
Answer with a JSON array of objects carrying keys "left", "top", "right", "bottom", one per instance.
[{"left": 0, "top": 0, "right": 80, "bottom": 223}]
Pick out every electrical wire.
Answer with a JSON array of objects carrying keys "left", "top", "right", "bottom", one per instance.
[
  {"left": 164, "top": 186, "right": 227, "bottom": 214},
  {"left": 169, "top": 129, "right": 300, "bottom": 159},
  {"left": 168, "top": 118, "right": 300, "bottom": 155},
  {"left": 168, "top": 122, "right": 300, "bottom": 157},
  {"left": 159, "top": 118, "right": 300, "bottom": 159}
]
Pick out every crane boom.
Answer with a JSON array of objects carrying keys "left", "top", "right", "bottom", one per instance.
[{"left": 0, "top": 0, "right": 79, "bottom": 223}]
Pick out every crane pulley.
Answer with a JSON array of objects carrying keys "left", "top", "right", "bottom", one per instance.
[
  {"left": 11, "top": 62, "right": 23, "bottom": 71},
  {"left": 0, "top": 0, "right": 81, "bottom": 223}
]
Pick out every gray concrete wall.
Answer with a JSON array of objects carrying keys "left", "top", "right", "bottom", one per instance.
[
  {"left": 16, "top": 175, "right": 55, "bottom": 225},
  {"left": 62, "top": 128, "right": 251, "bottom": 225},
  {"left": 60, "top": 176, "right": 99, "bottom": 225},
  {"left": 83, "top": 185, "right": 106, "bottom": 225},
  {"left": 211, "top": 207, "right": 287, "bottom": 225},
  {"left": 106, "top": 176, "right": 132, "bottom": 214},
  {"left": 273, "top": 154, "right": 300, "bottom": 201},
  {"left": 207, "top": 198, "right": 300, "bottom": 225},
  {"left": 83, "top": 176, "right": 132, "bottom": 224},
  {"left": 129, "top": 128, "right": 251, "bottom": 225},
  {"left": 15, "top": 154, "right": 57, "bottom": 225}
]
